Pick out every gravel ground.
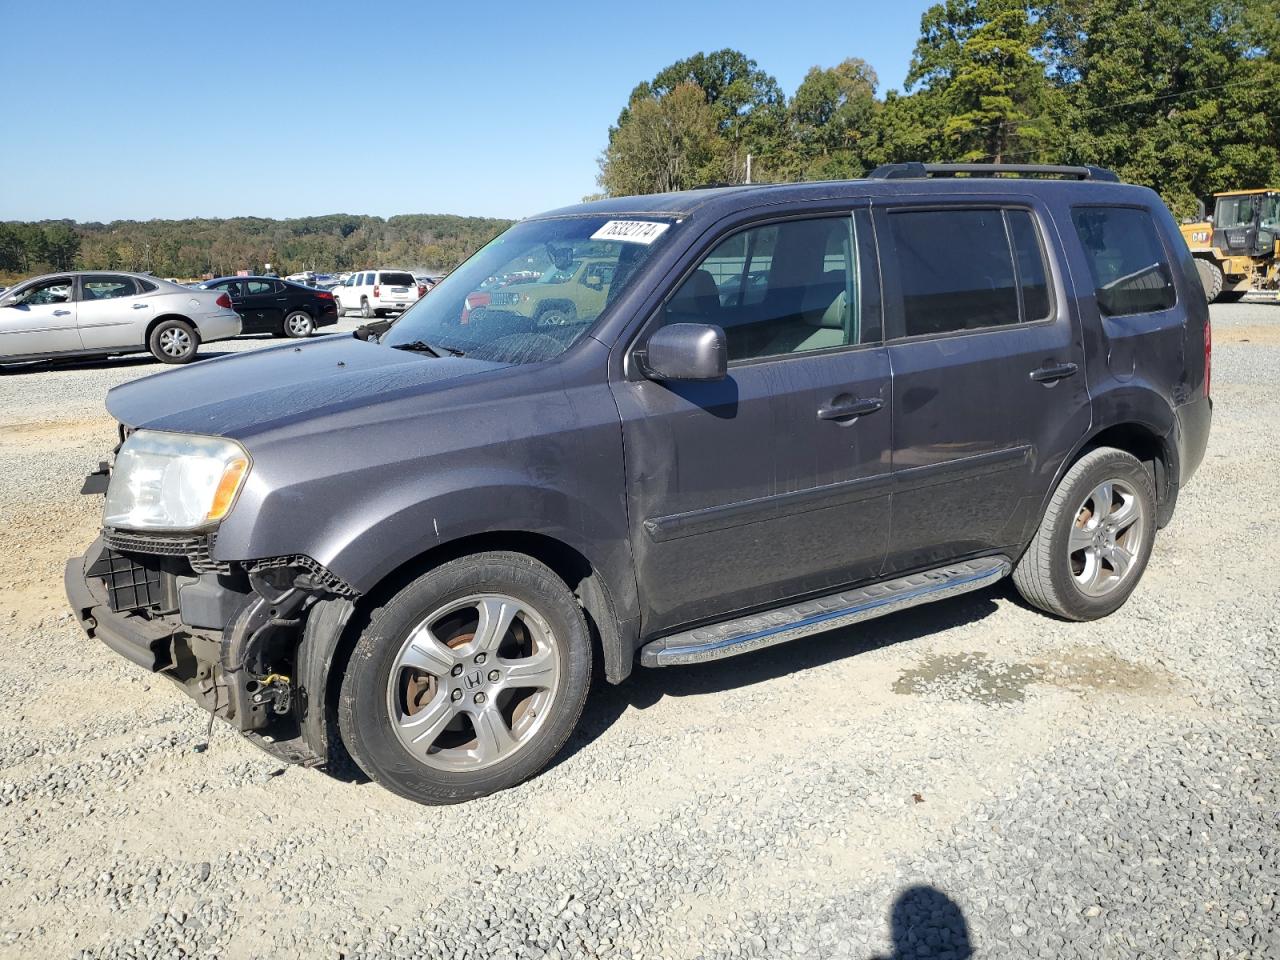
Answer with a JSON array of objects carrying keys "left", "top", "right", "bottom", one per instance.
[{"left": 0, "top": 303, "right": 1277, "bottom": 959}]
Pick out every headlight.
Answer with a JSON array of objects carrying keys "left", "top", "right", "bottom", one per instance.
[{"left": 103, "top": 430, "right": 250, "bottom": 531}]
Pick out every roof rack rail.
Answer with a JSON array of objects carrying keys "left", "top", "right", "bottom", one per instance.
[{"left": 868, "top": 162, "right": 1120, "bottom": 183}]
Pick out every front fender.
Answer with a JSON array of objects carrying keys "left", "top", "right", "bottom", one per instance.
[{"left": 324, "top": 476, "right": 635, "bottom": 608}]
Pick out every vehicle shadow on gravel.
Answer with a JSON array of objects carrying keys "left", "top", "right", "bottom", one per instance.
[
  {"left": 559, "top": 588, "right": 1003, "bottom": 770},
  {"left": 0, "top": 350, "right": 240, "bottom": 374},
  {"left": 871, "top": 885, "right": 973, "bottom": 960}
]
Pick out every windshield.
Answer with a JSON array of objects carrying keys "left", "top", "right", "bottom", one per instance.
[
  {"left": 1262, "top": 193, "right": 1280, "bottom": 232},
  {"left": 1215, "top": 195, "right": 1256, "bottom": 229},
  {"left": 381, "top": 216, "right": 674, "bottom": 363}
]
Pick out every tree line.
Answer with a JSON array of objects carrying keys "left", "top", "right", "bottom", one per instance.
[
  {"left": 0, "top": 213, "right": 513, "bottom": 285},
  {"left": 598, "top": 0, "right": 1280, "bottom": 218}
]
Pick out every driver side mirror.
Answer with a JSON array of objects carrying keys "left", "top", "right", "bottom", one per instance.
[{"left": 641, "top": 323, "right": 727, "bottom": 382}]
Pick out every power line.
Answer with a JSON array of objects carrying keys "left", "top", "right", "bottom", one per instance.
[
  {"left": 974, "top": 109, "right": 1280, "bottom": 165},
  {"left": 938, "top": 73, "right": 1279, "bottom": 144}
]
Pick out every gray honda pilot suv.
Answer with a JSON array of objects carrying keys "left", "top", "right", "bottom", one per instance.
[{"left": 66, "top": 163, "right": 1212, "bottom": 804}]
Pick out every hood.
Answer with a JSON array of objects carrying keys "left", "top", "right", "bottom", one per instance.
[{"left": 106, "top": 335, "right": 509, "bottom": 438}]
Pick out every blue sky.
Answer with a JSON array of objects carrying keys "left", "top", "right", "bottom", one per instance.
[{"left": 0, "top": 0, "right": 932, "bottom": 223}]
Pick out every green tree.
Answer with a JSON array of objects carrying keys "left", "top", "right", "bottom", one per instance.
[
  {"left": 598, "top": 83, "right": 728, "bottom": 195},
  {"left": 1043, "top": 0, "right": 1280, "bottom": 216},
  {"left": 786, "top": 58, "right": 881, "bottom": 179},
  {"left": 908, "top": 0, "right": 1064, "bottom": 161},
  {"left": 615, "top": 50, "right": 786, "bottom": 182}
]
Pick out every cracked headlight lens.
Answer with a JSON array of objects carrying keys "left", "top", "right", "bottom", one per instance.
[{"left": 103, "top": 430, "right": 250, "bottom": 531}]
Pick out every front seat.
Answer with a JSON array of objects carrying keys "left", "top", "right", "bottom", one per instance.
[
  {"left": 665, "top": 269, "right": 721, "bottom": 324},
  {"left": 763, "top": 288, "right": 848, "bottom": 355}
]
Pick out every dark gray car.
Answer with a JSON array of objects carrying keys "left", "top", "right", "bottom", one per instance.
[{"left": 66, "top": 164, "right": 1212, "bottom": 804}]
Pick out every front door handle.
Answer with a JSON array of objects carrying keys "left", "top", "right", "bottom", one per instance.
[
  {"left": 53, "top": 309, "right": 71, "bottom": 316},
  {"left": 1029, "top": 361, "right": 1079, "bottom": 384},
  {"left": 818, "top": 396, "right": 884, "bottom": 421}
]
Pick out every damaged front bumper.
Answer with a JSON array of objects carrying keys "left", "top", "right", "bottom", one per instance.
[{"left": 64, "top": 536, "right": 352, "bottom": 766}]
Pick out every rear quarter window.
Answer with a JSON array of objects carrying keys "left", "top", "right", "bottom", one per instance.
[{"left": 1071, "top": 206, "right": 1177, "bottom": 316}]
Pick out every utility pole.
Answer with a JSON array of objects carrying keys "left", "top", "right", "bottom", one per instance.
[{"left": 745, "top": 153, "right": 753, "bottom": 185}]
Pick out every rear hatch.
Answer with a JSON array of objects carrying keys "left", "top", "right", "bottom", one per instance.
[{"left": 376, "top": 271, "right": 419, "bottom": 306}]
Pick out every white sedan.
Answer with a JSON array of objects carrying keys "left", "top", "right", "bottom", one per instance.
[{"left": 0, "top": 272, "right": 242, "bottom": 366}]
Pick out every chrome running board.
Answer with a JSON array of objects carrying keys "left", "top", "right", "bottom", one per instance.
[{"left": 639, "top": 556, "right": 1011, "bottom": 667}]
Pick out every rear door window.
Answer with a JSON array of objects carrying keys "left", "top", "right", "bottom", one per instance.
[
  {"left": 82, "top": 276, "right": 138, "bottom": 300},
  {"left": 245, "top": 280, "right": 275, "bottom": 296},
  {"left": 1071, "top": 206, "right": 1177, "bottom": 316},
  {"left": 886, "top": 209, "right": 1020, "bottom": 336},
  {"left": 1007, "top": 210, "right": 1052, "bottom": 322}
]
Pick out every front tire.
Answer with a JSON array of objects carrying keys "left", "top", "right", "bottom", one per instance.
[
  {"left": 337, "top": 552, "right": 592, "bottom": 805},
  {"left": 1013, "top": 447, "right": 1156, "bottom": 621},
  {"left": 148, "top": 318, "right": 200, "bottom": 364},
  {"left": 283, "top": 310, "right": 315, "bottom": 338}
]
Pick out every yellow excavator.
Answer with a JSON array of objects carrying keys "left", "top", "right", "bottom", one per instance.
[{"left": 1180, "top": 188, "right": 1280, "bottom": 302}]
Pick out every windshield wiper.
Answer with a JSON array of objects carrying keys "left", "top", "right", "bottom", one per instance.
[{"left": 391, "top": 340, "right": 466, "bottom": 358}]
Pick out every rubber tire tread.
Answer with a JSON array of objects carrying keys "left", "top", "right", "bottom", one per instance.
[
  {"left": 148, "top": 318, "right": 199, "bottom": 364},
  {"left": 337, "top": 551, "right": 591, "bottom": 805},
  {"left": 1196, "top": 258, "right": 1223, "bottom": 302},
  {"left": 1012, "top": 447, "right": 1156, "bottom": 621}
]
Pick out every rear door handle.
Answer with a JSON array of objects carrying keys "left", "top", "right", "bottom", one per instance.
[
  {"left": 1029, "top": 362, "right": 1079, "bottom": 384},
  {"left": 53, "top": 309, "right": 71, "bottom": 316},
  {"left": 818, "top": 396, "right": 884, "bottom": 421},
  {"left": 132, "top": 302, "right": 147, "bottom": 309}
]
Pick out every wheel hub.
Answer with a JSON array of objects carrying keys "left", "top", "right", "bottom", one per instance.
[{"left": 388, "top": 595, "right": 560, "bottom": 772}]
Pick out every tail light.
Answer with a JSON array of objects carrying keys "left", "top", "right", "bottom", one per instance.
[
  {"left": 373, "top": 285, "right": 380, "bottom": 299},
  {"left": 1204, "top": 315, "right": 1212, "bottom": 398},
  {"left": 417, "top": 284, "right": 427, "bottom": 297},
  {"left": 315, "top": 291, "right": 334, "bottom": 300},
  {"left": 215, "top": 293, "right": 232, "bottom": 309}
]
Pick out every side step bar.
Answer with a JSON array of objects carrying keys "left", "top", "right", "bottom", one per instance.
[{"left": 640, "top": 556, "right": 1011, "bottom": 667}]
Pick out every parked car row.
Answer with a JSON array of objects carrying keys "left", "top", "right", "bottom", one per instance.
[
  {"left": 0, "top": 272, "right": 241, "bottom": 366},
  {"left": 0, "top": 269, "right": 355, "bottom": 367}
]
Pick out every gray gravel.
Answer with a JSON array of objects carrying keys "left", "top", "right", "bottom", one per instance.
[{"left": 1, "top": 304, "right": 1277, "bottom": 959}]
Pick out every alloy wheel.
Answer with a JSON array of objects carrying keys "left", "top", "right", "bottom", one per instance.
[
  {"left": 1068, "top": 478, "right": 1146, "bottom": 597},
  {"left": 386, "top": 594, "right": 561, "bottom": 772}
]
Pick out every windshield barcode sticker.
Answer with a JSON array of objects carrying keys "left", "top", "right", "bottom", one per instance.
[{"left": 590, "top": 220, "right": 670, "bottom": 245}]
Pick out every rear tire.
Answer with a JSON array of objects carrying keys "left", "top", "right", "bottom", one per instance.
[
  {"left": 283, "top": 310, "right": 315, "bottom": 338},
  {"left": 1013, "top": 447, "right": 1156, "bottom": 621},
  {"left": 337, "top": 552, "right": 592, "bottom": 805},
  {"left": 360, "top": 299, "right": 373, "bottom": 319},
  {"left": 1195, "top": 258, "right": 1223, "bottom": 302},
  {"left": 148, "top": 318, "right": 200, "bottom": 364}
]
